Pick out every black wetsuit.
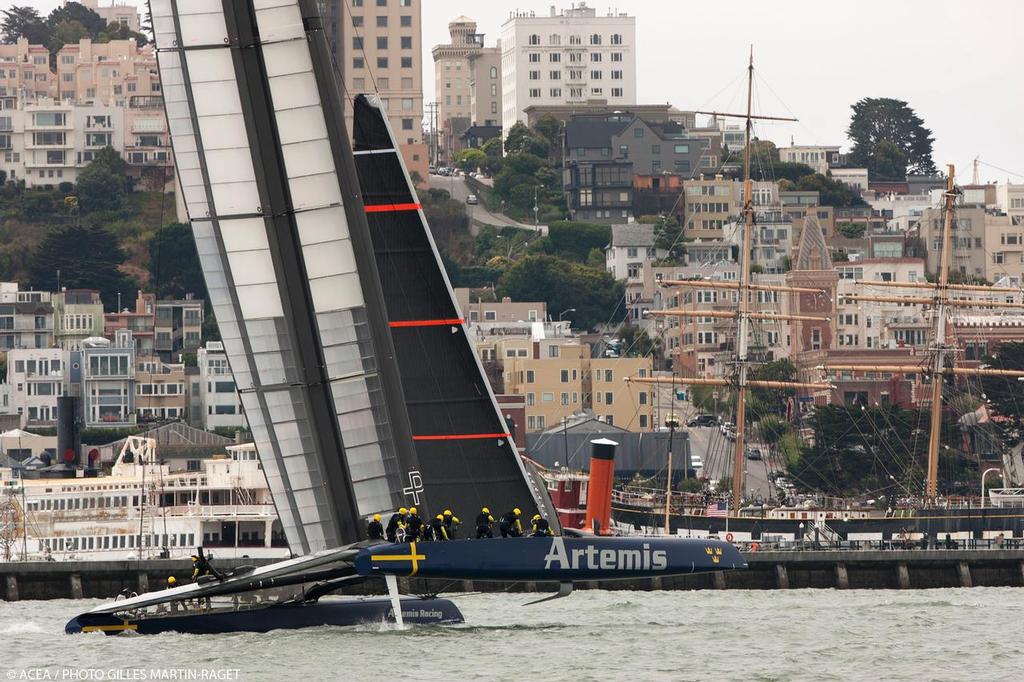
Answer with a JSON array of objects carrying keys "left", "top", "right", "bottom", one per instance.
[
  {"left": 367, "top": 519, "right": 385, "bottom": 540},
  {"left": 475, "top": 512, "right": 493, "bottom": 539},
  {"left": 431, "top": 517, "right": 448, "bottom": 541},
  {"left": 531, "top": 517, "right": 552, "bottom": 537},
  {"left": 444, "top": 516, "right": 459, "bottom": 539},
  {"left": 385, "top": 513, "right": 403, "bottom": 542},
  {"left": 406, "top": 513, "right": 423, "bottom": 541},
  {"left": 499, "top": 511, "right": 523, "bottom": 538}
]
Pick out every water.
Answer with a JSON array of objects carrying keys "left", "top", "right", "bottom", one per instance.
[{"left": 2, "top": 588, "right": 1022, "bottom": 681}]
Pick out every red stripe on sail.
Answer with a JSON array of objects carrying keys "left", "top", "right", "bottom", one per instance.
[
  {"left": 412, "top": 433, "right": 510, "bottom": 441},
  {"left": 389, "top": 318, "right": 465, "bottom": 328},
  {"left": 364, "top": 202, "right": 421, "bottom": 213}
]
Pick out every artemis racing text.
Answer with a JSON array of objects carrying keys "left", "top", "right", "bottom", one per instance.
[{"left": 542, "top": 537, "right": 668, "bottom": 572}]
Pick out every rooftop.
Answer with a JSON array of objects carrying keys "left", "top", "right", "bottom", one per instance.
[{"left": 609, "top": 223, "right": 656, "bottom": 247}]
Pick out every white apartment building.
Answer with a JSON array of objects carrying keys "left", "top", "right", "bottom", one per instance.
[
  {"left": 835, "top": 259, "right": 928, "bottom": 351},
  {"left": 996, "top": 183, "right": 1024, "bottom": 224},
  {"left": 831, "top": 167, "right": 869, "bottom": 194},
  {"left": 500, "top": 3, "right": 636, "bottom": 141},
  {"left": 779, "top": 144, "right": 843, "bottom": 175},
  {"left": 198, "top": 342, "right": 246, "bottom": 431},
  {"left": 78, "top": 329, "right": 136, "bottom": 427},
  {"left": 6, "top": 348, "right": 67, "bottom": 428}
]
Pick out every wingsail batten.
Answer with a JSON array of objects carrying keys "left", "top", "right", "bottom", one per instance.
[{"left": 151, "top": 0, "right": 418, "bottom": 552}]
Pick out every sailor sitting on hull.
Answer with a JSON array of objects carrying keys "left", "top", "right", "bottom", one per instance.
[
  {"left": 476, "top": 507, "right": 494, "bottom": 539},
  {"left": 367, "top": 513, "right": 385, "bottom": 540},
  {"left": 499, "top": 508, "right": 523, "bottom": 538},
  {"left": 405, "top": 507, "right": 424, "bottom": 541},
  {"left": 442, "top": 509, "right": 458, "bottom": 539},
  {"left": 531, "top": 514, "right": 553, "bottom": 537}
]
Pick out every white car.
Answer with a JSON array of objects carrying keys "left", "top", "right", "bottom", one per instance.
[
  {"left": 690, "top": 455, "right": 704, "bottom": 471},
  {"left": 466, "top": 194, "right": 478, "bottom": 205}
]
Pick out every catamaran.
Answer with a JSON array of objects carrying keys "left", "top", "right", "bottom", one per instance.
[{"left": 66, "top": 0, "right": 745, "bottom": 635}]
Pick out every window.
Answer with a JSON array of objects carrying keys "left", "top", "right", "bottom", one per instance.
[
  {"left": 353, "top": 57, "right": 364, "bottom": 69},
  {"left": 352, "top": 15, "right": 363, "bottom": 26},
  {"left": 548, "top": 345, "right": 559, "bottom": 358},
  {"left": 529, "top": 53, "right": 541, "bottom": 63},
  {"left": 550, "top": 53, "right": 561, "bottom": 63},
  {"left": 590, "top": 34, "right": 602, "bottom": 45},
  {"left": 401, "top": 57, "right": 412, "bottom": 68},
  {"left": 591, "top": 70, "right": 602, "bottom": 79},
  {"left": 550, "top": 88, "right": 561, "bottom": 97},
  {"left": 377, "top": 36, "right": 388, "bottom": 49},
  {"left": 490, "top": 66, "right": 498, "bottom": 78},
  {"left": 352, "top": 37, "right": 364, "bottom": 50},
  {"left": 484, "top": 310, "right": 496, "bottom": 321},
  {"left": 377, "top": 57, "right": 388, "bottom": 68},
  {"left": 529, "top": 88, "right": 540, "bottom": 98},
  {"left": 401, "top": 36, "right": 412, "bottom": 49},
  {"left": 611, "top": 87, "right": 623, "bottom": 97},
  {"left": 529, "top": 70, "right": 540, "bottom": 80},
  {"left": 590, "top": 53, "right": 602, "bottom": 62},
  {"left": 549, "top": 71, "right": 560, "bottom": 80},
  {"left": 400, "top": 15, "right": 411, "bottom": 27},
  {"left": 529, "top": 34, "right": 540, "bottom": 45},
  {"left": 402, "top": 118, "right": 413, "bottom": 130}
]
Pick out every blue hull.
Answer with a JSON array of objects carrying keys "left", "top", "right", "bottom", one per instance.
[{"left": 65, "top": 597, "right": 463, "bottom": 635}]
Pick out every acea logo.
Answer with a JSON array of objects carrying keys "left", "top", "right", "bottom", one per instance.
[
  {"left": 705, "top": 545, "right": 723, "bottom": 564},
  {"left": 543, "top": 537, "right": 668, "bottom": 572}
]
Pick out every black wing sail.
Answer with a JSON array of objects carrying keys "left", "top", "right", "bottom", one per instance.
[{"left": 351, "top": 95, "right": 558, "bottom": 527}]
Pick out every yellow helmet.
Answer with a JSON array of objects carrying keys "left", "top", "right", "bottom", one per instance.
[
  {"left": 533, "top": 514, "right": 541, "bottom": 521},
  {"left": 513, "top": 508, "right": 521, "bottom": 516},
  {"left": 167, "top": 576, "right": 177, "bottom": 586},
  {"left": 436, "top": 514, "right": 444, "bottom": 520},
  {"left": 409, "top": 506, "right": 417, "bottom": 514},
  {"left": 444, "top": 509, "right": 452, "bottom": 517},
  {"left": 453, "top": 517, "right": 460, "bottom": 523},
  {"left": 399, "top": 507, "right": 408, "bottom": 515},
  {"left": 488, "top": 515, "right": 494, "bottom": 522},
  {"left": 482, "top": 506, "right": 490, "bottom": 514},
  {"left": 373, "top": 513, "right": 381, "bottom": 521}
]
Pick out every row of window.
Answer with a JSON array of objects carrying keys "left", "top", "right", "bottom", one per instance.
[
  {"left": 526, "top": 34, "right": 626, "bottom": 46},
  {"left": 41, "top": 533, "right": 196, "bottom": 553},
  {"left": 529, "top": 69, "right": 624, "bottom": 80},
  {"left": 351, "top": 0, "right": 414, "bottom": 6},
  {"left": 529, "top": 87, "right": 623, "bottom": 98}
]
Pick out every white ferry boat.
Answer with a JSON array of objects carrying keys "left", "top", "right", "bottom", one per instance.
[{"left": 0, "top": 436, "right": 290, "bottom": 562}]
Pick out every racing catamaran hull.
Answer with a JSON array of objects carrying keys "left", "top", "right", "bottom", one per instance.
[{"left": 65, "top": 596, "right": 463, "bottom": 635}]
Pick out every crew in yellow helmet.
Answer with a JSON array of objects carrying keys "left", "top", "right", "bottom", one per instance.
[
  {"left": 367, "top": 513, "right": 385, "bottom": 540},
  {"left": 430, "top": 513, "right": 449, "bottom": 541},
  {"left": 500, "top": 507, "right": 524, "bottom": 537},
  {"left": 406, "top": 506, "right": 423, "bottom": 541},
  {"left": 442, "top": 509, "right": 455, "bottom": 539},
  {"left": 531, "top": 513, "right": 553, "bottom": 537},
  {"left": 476, "top": 507, "right": 494, "bottom": 538},
  {"left": 386, "top": 508, "right": 407, "bottom": 542}
]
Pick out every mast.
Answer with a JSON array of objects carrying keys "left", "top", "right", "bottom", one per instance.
[
  {"left": 925, "top": 167, "right": 958, "bottom": 499},
  {"left": 730, "top": 46, "right": 756, "bottom": 512}
]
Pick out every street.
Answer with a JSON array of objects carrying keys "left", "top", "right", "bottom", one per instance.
[{"left": 427, "top": 173, "right": 541, "bottom": 232}]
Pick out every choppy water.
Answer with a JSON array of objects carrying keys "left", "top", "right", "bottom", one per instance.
[{"left": 2, "top": 588, "right": 1022, "bottom": 681}]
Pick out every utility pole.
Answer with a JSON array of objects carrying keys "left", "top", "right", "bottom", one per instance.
[{"left": 425, "top": 101, "right": 439, "bottom": 166}]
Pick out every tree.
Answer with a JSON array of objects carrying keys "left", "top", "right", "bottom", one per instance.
[
  {"left": 750, "top": 359, "right": 798, "bottom": 416},
  {"left": 76, "top": 146, "right": 134, "bottom": 213},
  {"left": 45, "top": 3, "right": 107, "bottom": 38},
  {"left": 503, "top": 122, "right": 550, "bottom": 158},
  {"left": 981, "top": 342, "right": 1024, "bottom": 443},
  {"left": 1, "top": 6, "right": 44, "bottom": 43},
  {"left": 790, "top": 172, "right": 867, "bottom": 207},
  {"left": 48, "top": 20, "right": 90, "bottom": 56},
  {"left": 847, "top": 97, "right": 936, "bottom": 176},
  {"left": 453, "top": 148, "right": 487, "bottom": 172},
  {"left": 28, "top": 224, "right": 135, "bottom": 310},
  {"left": 498, "top": 255, "right": 624, "bottom": 330},
  {"left": 539, "top": 221, "right": 610, "bottom": 262},
  {"left": 148, "top": 222, "right": 206, "bottom": 300},
  {"left": 870, "top": 140, "right": 909, "bottom": 182}
]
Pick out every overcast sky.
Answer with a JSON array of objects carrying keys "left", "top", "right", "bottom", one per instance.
[{"left": 16, "top": 0, "right": 1023, "bottom": 182}]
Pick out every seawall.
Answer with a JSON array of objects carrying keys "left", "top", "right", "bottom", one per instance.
[{"left": 3, "top": 550, "right": 1024, "bottom": 601}]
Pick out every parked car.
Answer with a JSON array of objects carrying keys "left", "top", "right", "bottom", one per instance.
[
  {"left": 466, "top": 194, "right": 478, "bottom": 205},
  {"left": 687, "top": 414, "right": 718, "bottom": 428},
  {"left": 745, "top": 448, "right": 763, "bottom": 461}
]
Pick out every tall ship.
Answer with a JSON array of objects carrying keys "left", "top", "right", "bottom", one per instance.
[
  {"left": 608, "top": 51, "right": 1024, "bottom": 545},
  {"left": 0, "top": 438, "right": 288, "bottom": 562},
  {"left": 65, "top": 0, "right": 745, "bottom": 635}
]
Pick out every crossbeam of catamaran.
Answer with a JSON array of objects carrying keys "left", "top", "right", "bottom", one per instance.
[
  {"left": 854, "top": 280, "right": 1024, "bottom": 294},
  {"left": 660, "top": 279, "right": 825, "bottom": 295},
  {"left": 841, "top": 294, "right": 1024, "bottom": 308},
  {"left": 646, "top": 309, "right": 830, "bottom": 323},
  {"left": 625, "top": 376, "right": 834, "bottom": 390}
]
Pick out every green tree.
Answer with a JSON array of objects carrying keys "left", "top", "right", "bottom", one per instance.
[
  {"left": 503, "top": 122, "right": 550, "bottom": 158},
  {"left": 847, "top": 97, "right": 936, "bottom": 176},
  {"left": 1, "top": 6, "right": 45, "bottom": 43},
  {"left": 498, "top": 255, "right": 624, "bottom": 330},
  {"left": 750, "top": 359, "right": 798, "bottom": 416},
  {"left": 981, "top": 342, "right": 1024, "bottom": 442},
  {"left": 148, "top": 222, "right": 206, "bottom": 300},
  {"left": 453, "top": 148, "right": 487, "bottom": 172},
  {"left": 539, "top": 221, "right": 610, "bottom": 262},
  {"left": 870, "top": 140, "right": 909, "bottom": 181},
  {"left": 789, "top": 172, "right": 867, "bottom": 207},
  {"left": 46, "top": 3, "right": 107, "bottom": 37},
  {"left": 76, "top": 146, "right": 134, "bottom": 213},
  {"left": 28, "top": 224, "right": 135, "bottom": 310},
  {"left": 48, "top": 19, "right": 89, "bottom": 56}
]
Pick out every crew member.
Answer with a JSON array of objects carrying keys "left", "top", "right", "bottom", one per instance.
[
  {"left": 367, "top": 513, "right": 385, "bottom": 540},
  {"left": 476, "top": 507, "right": 494, "bottom": 539},
  {"left": 190, "top": 552, "right": 224, "bottom": 582},
  {"left": 421, "top": 520, "right": 435, "bottom": 541},
  {"left": 386, "top": 507, "right": 407, "bottom": 542},
  {"left": 499, "top": 508, "right": 523, "bottom": 538},
  {"left": 406, "top": 506, "right": 423, "bottom": 541},
  {"left": 449, "top": 516, "right": 462, "bottom": 539},
  {"left": 531, "top": 514, "right": 553, "bottom": 537},
  {"left": 167, "top": 575, "right": 177, "bottom": 588},
  {"left": 442, "top": 509, "right": 456, "bottom": 538},
  {"left": 431, "top": 513, "right": 449, "bottom": 541}
]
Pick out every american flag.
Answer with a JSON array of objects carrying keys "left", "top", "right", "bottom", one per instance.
[{"left": 705, "top": 501, "right": 728, "bottom": 518}]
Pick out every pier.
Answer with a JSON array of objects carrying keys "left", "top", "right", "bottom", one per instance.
[{"left": 3, "top": 549, "right": 1024, "bottom": 600}]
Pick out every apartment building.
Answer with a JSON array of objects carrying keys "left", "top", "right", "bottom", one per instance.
[
  {"left": 0, "top": 284, "right": 54, "bottom": 351},
  {"left": 467, "top": 46, "right": 501, "bottom": 128},
  {"left": 454, "top": 288, "right": 546, "bottom": 323},
  {"left": 682, "top": 176, "right": 742, "bottom": 239},
  {"left": 52, "top": 289, "right": 104, "bottom": 351},
  {"left": 606, "top": 223, "right": 667, "bottom": 281},
  {"left": 76, "top": 329, "right": 136, "bottom": 427},
  {"left": 500, "top": 3, "right": 636, "bottom": 141},
  {"left": 7, "top": 348, "right": 66, "bottom": 428},
  {"left": 327, "top": 0, "right": 427, "bottom": 181},
  {"left": 134, "top": 358, "right": 187, "bottom": 422},
  {"left": 778, "top": 144, "right": 843, "bottom": 174},
  {"left": 917, "top": 205, "right": 1022, "bottom": 284},
  {"left": 197, "top": 342, "right": 246, "bottom": 431},
  {"left": 0, "top": 39, "right": 55, "bottom": 100},
  {"left": 76, "top": 1, "right": 142, "bottom": 33},
  {"left": 104, "top": 291, "right": 155, "bottom": 357},
  {"left": 588, "top": 357, "right": 653, "bottom": 430},
  {"left": 154, "top": 296, "right": 204, "bottom": 360},
  {"left": 835, "top": 259, "right": 928, "bottom": 351},
  {"left": 996, "top": 183, "right": 1024, "bottom": 224},
  {"left": 55, "top": 39, "right": 160, "bottom": 104},
  {"left": 432, "top": 16, "right": 486, "bottom": 164}
]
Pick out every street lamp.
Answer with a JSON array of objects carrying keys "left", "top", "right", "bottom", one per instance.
[
  {"left": 559, "top": 308, "right": 576, "bottom": 322},
  {"left": 981, "top": 467, "right": 1001, "bottom": 503},
  {"left": 533, "top": 184, "right": 544, "bottom": 229}
]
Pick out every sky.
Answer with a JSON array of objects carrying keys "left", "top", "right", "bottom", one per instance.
[{"left": 14, "top": 0, "right": 1024, "bottom": 182}]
